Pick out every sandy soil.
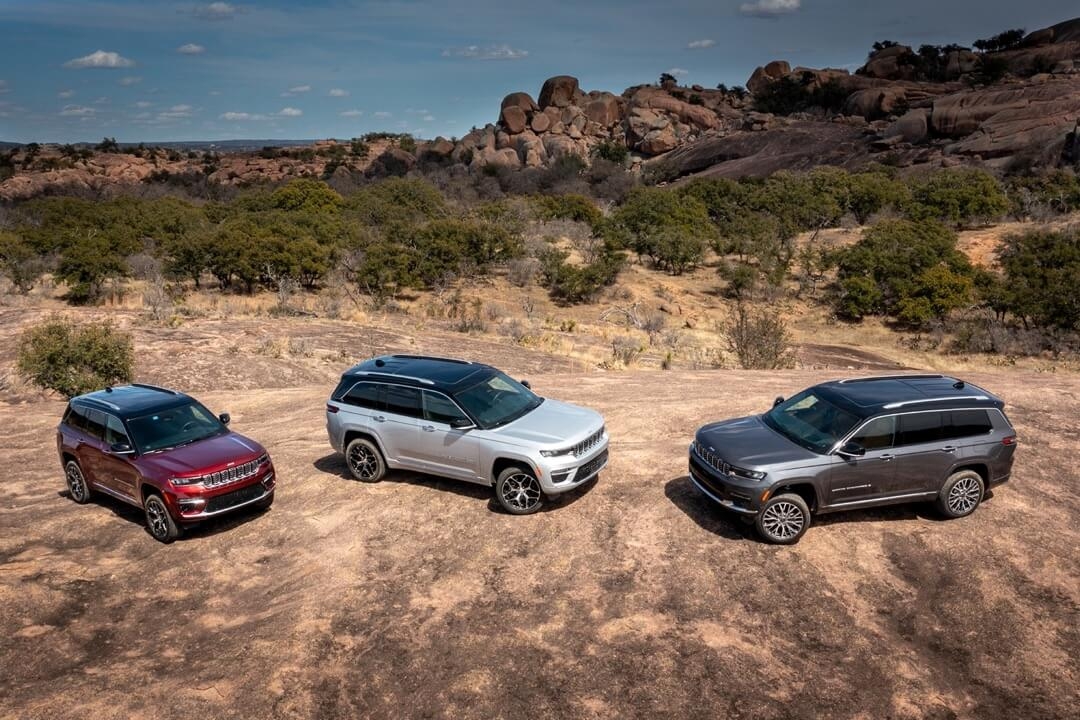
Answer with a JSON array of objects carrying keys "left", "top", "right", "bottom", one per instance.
[{"left": 1, "top": 307, "right": 1078, "bottom": 720}]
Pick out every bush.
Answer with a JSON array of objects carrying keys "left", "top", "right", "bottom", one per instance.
[
  {"left": 0, "top": 231, "right": 45, "bottom": 293},
  {"left": 722, "top": 305, "right": 796, "bottom": 370},
  {"left": 753, "top": 76, "right": 848, "bottom": 115},
  {"left": 592, "top": 140, "right": 629, "bottom": 165},
  {"left": 17, "top": 317, "right": 135, "bottom": 398},
  {"left": 610, "top": 187, "right": 716, "bottom": 272},
  {"left": 539, "top": 247, "right": 625, "bottom": 304},
  {"left": 995, "top": 227, "right": 1080, "bottom": 330},
  {"left": 904, "top": 168, "right": 1009, "bottom": 227}
]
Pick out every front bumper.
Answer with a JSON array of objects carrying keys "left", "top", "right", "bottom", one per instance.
[
  {"left": 538, "top": 442, "right": 609, "bottom": 495},
  {"left": 688, "top": 451, "right": 761, "bottom": 516},
  {"left": 170, "top": 469, "right": 276, "bottom": 522}
]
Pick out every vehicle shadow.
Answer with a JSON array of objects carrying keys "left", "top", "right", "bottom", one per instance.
[
  {"left": 663, "top": 476, "right": 754, "bottom": 541},
  {"left": 313, "top": 452, "right": 596, "bottom": 514},
  {"left": 56, "top": 489, "right": 271, "bottom": 541}
]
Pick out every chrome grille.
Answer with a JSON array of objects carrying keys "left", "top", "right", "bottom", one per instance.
[
  {"left": 200, "top": 454, "right": 267, "bottom": 488},
  {"left": 694, "top": 442, "right": 730, "bottom": 475},
  {"left": 572, "top": 427, "right": 605, "bottom": 457}
]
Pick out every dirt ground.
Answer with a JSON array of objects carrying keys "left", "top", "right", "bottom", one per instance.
[{"left": 1, "top": 309, "right": 1079, "bottom": 720}]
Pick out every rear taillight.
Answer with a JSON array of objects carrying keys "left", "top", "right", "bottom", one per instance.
[
  {"left": 326, "top": 404, "right": 339, "bottom": 414},
  {"left": 1002, "top": 435, "right": 1017, "bottom": 446}
]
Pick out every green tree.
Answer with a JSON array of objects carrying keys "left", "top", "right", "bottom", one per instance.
[
  {"left": 0, "top": 231, "right": 45, "bottom": 293},
  {"left": 610, "top": 187, "right": 715, "bottom": 273},
  {"left": 904, "top": 168, "right": 1009, "bottom": 227},
  {"left": 996, "top": 227, "right": 1080, "bottom": 330},
  {"left": 270, "top": 178, "right": 344, "bottom": 213},
  {"left": 17, "top": 317, "right": 134, "bottom": 398},
  {"left": 56, "top": 233, "right": 130, "bottom": 303}
]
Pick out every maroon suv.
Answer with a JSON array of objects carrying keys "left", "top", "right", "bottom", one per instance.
[{"left": 56, "top": 384, "right": 276, "bottom": 542}]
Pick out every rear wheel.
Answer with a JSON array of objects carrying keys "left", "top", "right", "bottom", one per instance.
[
  {"left": 937, "top": 470, "right": 984, "bottom": 519},
  {"left": 755, "top": 493, "right": 811, "bottom": 545},
  {"left": 144, "top": 493, "right": 181, "bottom": 543},
  {"left": 495, "top": 467, "right": 544, "bottom": 515},
  {"left": 65, "top": 460, "right": 91, "bottom": 504},
  {"left": 345, "top": 438, "right": 385, "bottom": 482}
]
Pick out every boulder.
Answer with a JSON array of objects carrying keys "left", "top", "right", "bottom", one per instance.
[
  {"left": 860, "top": 45, "right": 916, "bottom": 80},
  {"left": 515, "top": 132, "right": 547, "bottom": 167},
  {"left": 495, "top": 131, "right": 513, "bottom": 150},
  {"left": 747, "top": 60, "right": 790, "bottom": 95},
  {"left": 585, "top": 94, "right": 621, "bottom": 127},
  {"left": 530, "top": 113, "right": 551, "bottom": 133},
  {"left": 500, "top": 92, "right": 539, "bottom": 113},
  {"left": 844, "top": 87, "right": 908, "bottom": 119},
  {"left": 500, "top": 105, "right": 528, "bottom": 134},
  {"left": 945, "top": 50, "right": 980, "bottom": 79},
  {"left": 542, "top": 134, "right": 587, "bottom": 159},
  {"left": 639, "top": 126, "right": 678, "bottom": 154},
  {"left": 885, "top": 109, "right": 930, "bottom": 144},
  {"left": 538, "top": 75, "right": 580, "bottom": 109},
  {"left": 426, "top": 137, "right": 454, "bottom": 157}
]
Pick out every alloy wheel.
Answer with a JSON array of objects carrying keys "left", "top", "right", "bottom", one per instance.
[
  {"left": 761, "top": 500, "right": 805, "bottom": 541},
  {"left": 146, "top": 498, "right": 170, "bottom": 540},
  {"left": 348, "top": 444, "right": 378, "bottom": 480},
  {"left": 66, "top": 463, "right": 87, "bottom": 502},
  {"left": 500, "top": 473, "right": 541, "bottom": 512},
  {"left": 947, "top": 476, "right": 981, "bottom": 515}
]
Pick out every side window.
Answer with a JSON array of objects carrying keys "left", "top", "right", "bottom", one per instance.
[
  {"left": 943, "top": 409, "right": 993, "bottom": 440},
  {"left": 423, "top": 391, "right": 469, "bottom": 426},
  {"left": 343, "top": 382, "right": 382, "bottom": 410},
  {"left": 384, "top": 385, "right": 422, "bottom": 419},
  {"left": 103, "top": 414, "right": 130, "bottom": 446},
  {"left": 64, "top": 405, "right": 88, "bottom": 433},
  {"left": 897, "top": 413, "right": 943, "bottom": 447},
  {"left": 850, "top": 416, "right": 896, "bottom": 450},
  {"left": 82, "top": 408, "right": 106, "bottom": 441}
]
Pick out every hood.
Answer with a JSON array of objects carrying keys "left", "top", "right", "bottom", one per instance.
[
  {"left": 138, "top": 432, "right": 266, "bottom": 477},
  {"left": 492, "top": 398, "right": 604, "bottom": 448},
  {"left": 696, "top": 415, "right": 824, "bottom": 470}
]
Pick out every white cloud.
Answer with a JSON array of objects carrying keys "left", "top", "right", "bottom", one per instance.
[
  {"left": 59, "top": 104, "right": 95, "bottom": 117},
  {"left": 373, "top": 111, "right": 391, "bottom": 119},
  {"left": 666, "top": 67, "right": 689, "bottom": 77},
  {"left": 119, "top": 76, "right": 142, "bottom": 86},
  {"left": 0, "top": 80, "right": 9, "bottom": 94},
  {"left": 64, "top": 50, "right": 136, "bottom": 69},
  {"left": 58, "top": 89, "right": 75, "bottom": 98},
  {"left": 193, "top": 2, "right": 237, "bottom": 21},
  {"left": 157, "top": 105, "right": 194, "bottom": 120},
  {"left": 441, "top": 45, "right": 528, "bottom": 61},
  {"left": 94, "top": 96, "right": 110, "bottom": 104},
  {"left": 281, "top": 85, "right": 311, "bottom": 97},
  {"left": 276, "top": 107, "right": 302, "bottom": 117},
  {"left": 739, "top": 0, "right": 801, "bottom": 17},
  {"left": 209, "top": 90, "right": 222, "bottom": 96},
  {"left": 328, "top": 88, "right": 349, "bottom": 97},
  {"left": 422, "top": 114, "right": 435, "bottom": 123},
  {"left": 217, "top": 110, "right": 263, "bottom": 120},
  {"left": 687, "top": 39, "right": 716, "bottom": 49},
  {"left": 339, "top": 109, "right": 363, "bottom": 117},
  {"left": 134, "top": 101, "right": 153, "bottom": 108},
  {"left": 178, "top": 43, "right": 206, "bottom": 55}
]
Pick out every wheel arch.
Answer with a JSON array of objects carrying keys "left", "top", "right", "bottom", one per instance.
[
  {"left": 769, "top": 482, "right": 819, "bottom": 512},
  {"left": 343, "top": 429, "right": 387, "bottom": 461},
  {"left": 949, "top": 463, "right": 988, "bottom": 485},
  {"left": 491, "top": 456, "right": 536, "bottom": 487}
]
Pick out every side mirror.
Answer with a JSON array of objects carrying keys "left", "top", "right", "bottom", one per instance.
[
  {"left": 773, "top": 396, "right": 785, "bottom": 408},
  {"left": 836, "top": 441, "right": 866, "bottom": 458},
  {"left": 520, "top": 379, "right": 531, "bottom": 389},
  {"left": 109, "top": 442, "right": 135, "bottom": 456},
  {"left": 219, "top": 413, "right": 231, "bottom": 425},
  {"left": 450, "top": 417, "right": 475, "bottom": 430}
]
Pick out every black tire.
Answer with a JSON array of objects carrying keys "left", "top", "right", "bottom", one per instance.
[
  {"left": 144, "top": 493, "right": 181, "bottom": 543},
  {"left": 755, "top": 493, "right": 811, "bottom": 545},
  {"left": 64, "top": 459, "right": 91, "bottom": 504},
  {"left": 495, "top": 466, "right": 544, "bottom": 515},
  {"left": 345, "top": 437, "right": 385, "bottom": 482},
  {"left": 937, "top": 470, "right": 984, "bottom": 519}
]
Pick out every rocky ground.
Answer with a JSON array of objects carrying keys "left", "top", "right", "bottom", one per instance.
[{"left": 0, "top": 308, "right": 1077, "bottom": 719}]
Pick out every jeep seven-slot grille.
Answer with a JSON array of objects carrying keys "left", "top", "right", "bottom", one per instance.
[
  {"left": 577, "top": 449, "right": 608, "bottom": 480},
  {"left": 199, "top": 455, "right": 267, "bottom": 488},
  {"left": 572, "top": 427, "right": 605, "bottom": 457},
  {"left": 694, "top": 442, "right": 731, "bottom": 476}
]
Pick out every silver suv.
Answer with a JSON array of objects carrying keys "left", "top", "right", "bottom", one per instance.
[
  {"left": 325, "top": 355, "right": 608, "bottom": 514},
  {"left": 690, "top": 375, "right": 1018, "bottom": 544}
]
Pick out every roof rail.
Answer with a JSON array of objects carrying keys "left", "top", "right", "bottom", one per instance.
[
  {"left": 837, "top": 374, "right": 946, "bottom": 384},
  {"left": 883, "top": 395, "right": 989, "bottom": 410},
  {"left": 130, "top": 383, "right": 181, "bottom": 395},
  {"left": 351, "top": 370, "right": 435, "bottom": 386},
  {"left": 77, "top": 396, "right": 121, "bottom": 411},
  {"left": 387, "top": 354, "right": 473, "bottom": 365}
]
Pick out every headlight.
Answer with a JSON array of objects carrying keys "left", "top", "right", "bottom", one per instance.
[
  {"left": 171, "top": 476, "right": 201, "bottom": 486},
  {"left": 540, "top": 448, "right": 572, "bottom": 458},
  {"left": 730, "top": 467, "right": 767, "bottom": 481}
]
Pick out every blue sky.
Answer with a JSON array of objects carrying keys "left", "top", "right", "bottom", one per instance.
[{"left": 0, "top": 0, "right": 1076, "bottom": 143}]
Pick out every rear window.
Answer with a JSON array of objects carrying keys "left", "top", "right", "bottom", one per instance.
[
  {"left": 64, "top": 405, "right": 105, "bottom": 439},
  {"left": 384, "top": 385, "right": 422, "bottom": 419},
  {"left": 342, "top": 382, "right": 382, "bottom": 410},
  {"left": 897, "top": 412, "right": 942, "bottom": 446},
  {"left": 943, "top": 409, "right": 993, "bottom": 440}
]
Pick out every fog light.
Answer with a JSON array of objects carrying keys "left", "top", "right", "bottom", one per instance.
[
  {"left": 177, "top": 498, "right": 206, "bottom": 514},
  {"left": 262, "top": 473, "right": 275, "bottom": 489}
]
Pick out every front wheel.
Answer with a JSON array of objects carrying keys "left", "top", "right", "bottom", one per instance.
[
  {"left": 937, "top": 470, "right": 984, "bottom": 519},
  {"left": 144, "top": 494, "right": 181, "bottom": 543},
  {"left": 65, "top": 460, "right": 91, "bottom": 504},
  {"left": 755, "top": 493, "right": 811, "bottom": 545},
  {"left": 495, "top": 467, "right": 544, "bottom": 515}
]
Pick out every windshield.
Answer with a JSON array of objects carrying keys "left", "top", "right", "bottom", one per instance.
[
  {"left": 453, "top": 372, "right": 543, "bottom": 429},
  {"left": 762, "top": 390, "right": 861, "bottom": 454},
  {"left": 127, "top": 400, "right": 226, "bottom": 453}
]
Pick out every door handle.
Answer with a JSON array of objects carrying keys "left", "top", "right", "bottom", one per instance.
[
  {"left": 373, "top": 416, "right": 386, "bottom": 422},
  {"left": 880, "top": 454, "right": 894, "bottom": 462},
  {"left": 941, "top": 446, "right": 956, "bottom": 453},
  {"left": 421, "top": 425, "right": 436, "bottom": 432}
]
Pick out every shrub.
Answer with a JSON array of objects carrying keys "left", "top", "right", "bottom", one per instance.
[
  {"left": 56, "top": 234, "right": 130, "bottom": 303},
  {"left": 17, "top": 317, "right": 135, "bottom": 398},
  {"left": 903, "top": 168, "right": 1009, "bottom": 227},
  {"left": 539, "top": 247, "right": 625, "bottom": 304},
  {"left": 995, "top": 227, "right": 1080, "bottom": 330},
  {"left": 0, "top": 231, "right": 45, "bottom": 293},
  {"left": 722, "top": 305, "right": 795, "bottom": 370},
  {"left": 610, "top": 187, "right": 716, "bottom": 272},
  {"left": 533, "top": 194, "right": 603, "bottom": 227},
  {"left": 973, "top": 29, "right": 1025, "bottom": 53},
  {"left": 591, "top": 140, "right": 629, "bottom": 165}
]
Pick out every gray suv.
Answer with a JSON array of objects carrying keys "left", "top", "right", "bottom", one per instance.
[
  {"left": 325, "top": 355, "right": 608, "bottom": 515},
  {"left": 689, "top": 375, "right": 1017, "bottom": 544}
]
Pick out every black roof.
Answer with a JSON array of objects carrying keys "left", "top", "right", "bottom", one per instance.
[
  {"left": 71, "top": 384, "right": 193, "bottom": 419},
  {"left": 341, "top": 355, "right": 495, "bottom": 393},
  {"left": 814, "top": 375, "right": 1003, "bottom": 417}
]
